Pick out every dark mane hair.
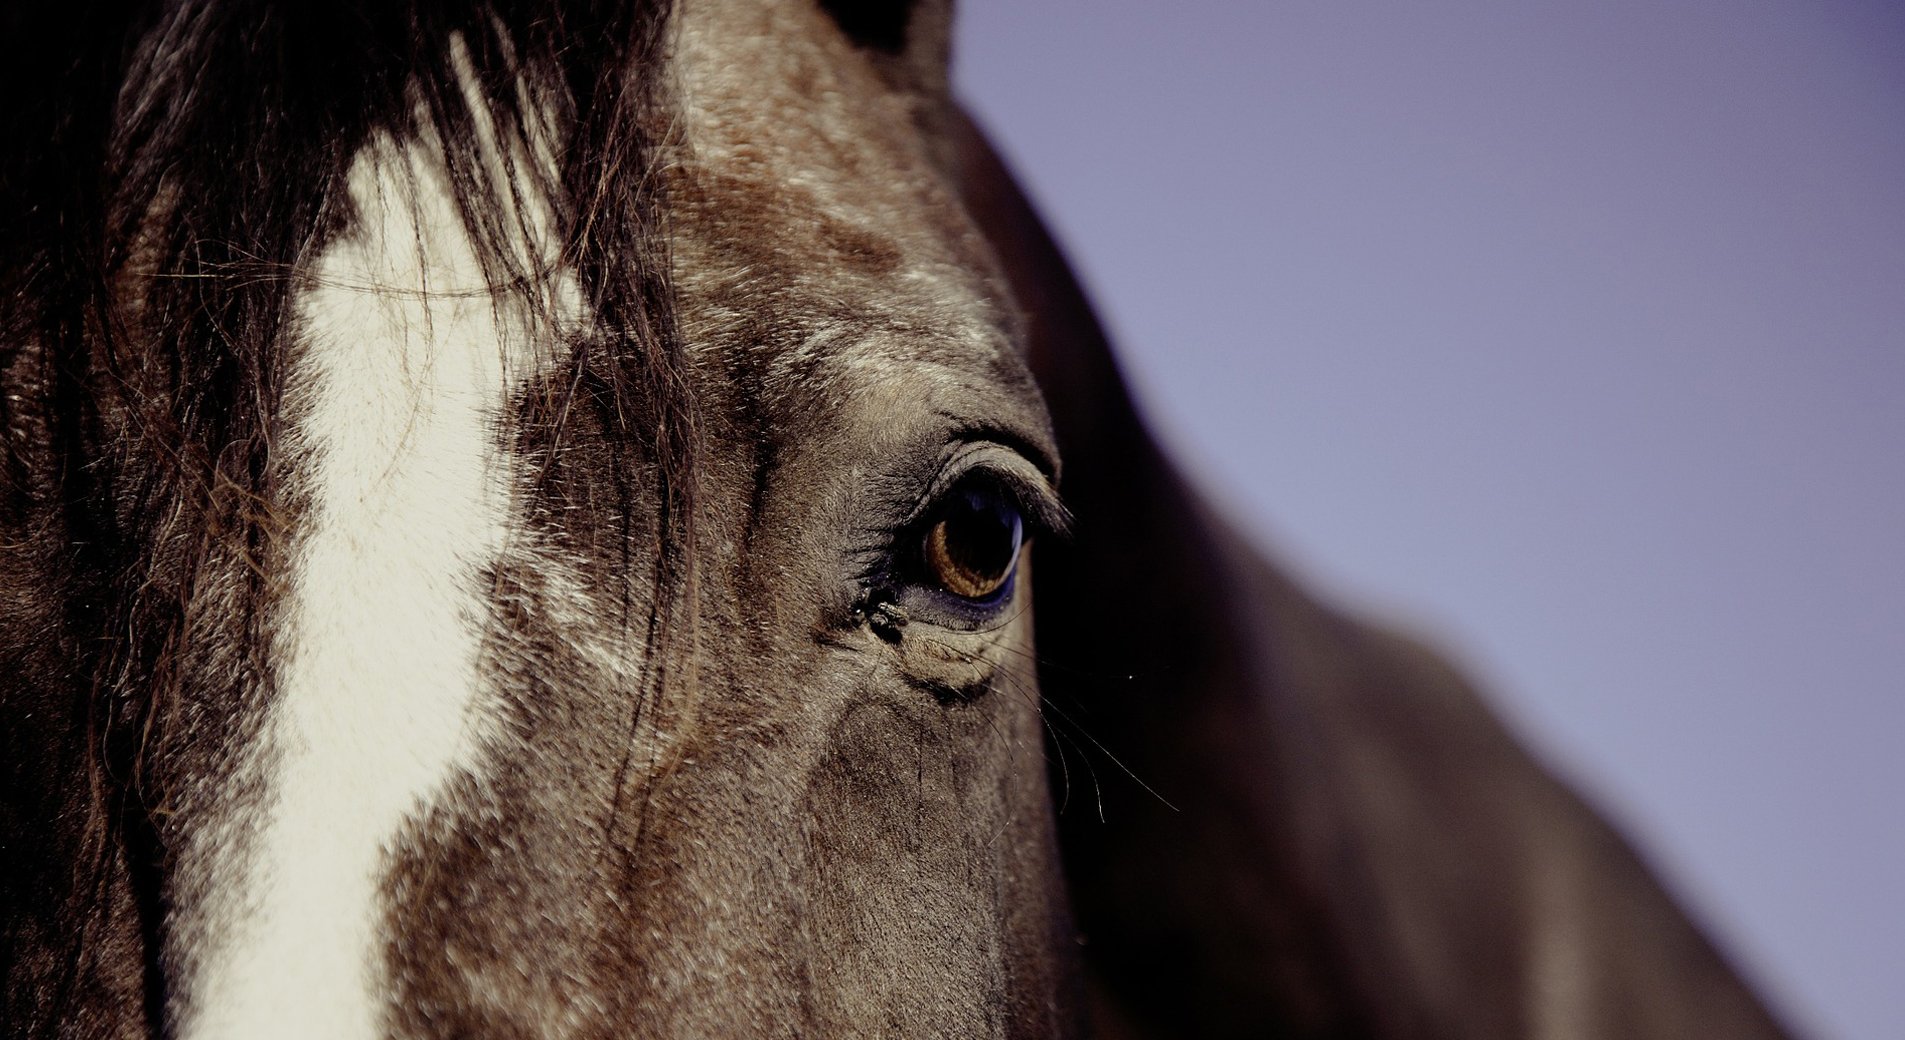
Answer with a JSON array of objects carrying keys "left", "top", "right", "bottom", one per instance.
[{"left": 0, "top": 3, "right": 689, "bottom": 1025}]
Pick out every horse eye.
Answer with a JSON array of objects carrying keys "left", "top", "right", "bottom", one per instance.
[{"left": 922, "top": 486, "right": 1023, "bottom": 601}]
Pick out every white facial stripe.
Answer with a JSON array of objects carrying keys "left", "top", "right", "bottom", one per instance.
[{"left": 177, "top": 124, "right": 571, "bottom": 1040}]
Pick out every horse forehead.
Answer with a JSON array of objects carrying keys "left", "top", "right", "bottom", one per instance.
[
  {"left": 674, "top": 0, "right": 916, "bottom": 178},
  {"left": 669, "top": 0, "right": 1022, "bottom": 394}
]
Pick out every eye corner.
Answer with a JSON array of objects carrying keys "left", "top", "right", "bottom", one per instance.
[{"left": 1010, "top": 478, "right": 1072, "bottom": 543}]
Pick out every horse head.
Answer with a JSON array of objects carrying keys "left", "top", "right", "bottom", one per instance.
[{"left": 0, "top": 2, "right": 1794, "bottom": 1038}]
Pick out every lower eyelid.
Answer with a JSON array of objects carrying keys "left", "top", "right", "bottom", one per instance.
[{"left": 896, "top": 566, "right": 1020, "bottom": 632}]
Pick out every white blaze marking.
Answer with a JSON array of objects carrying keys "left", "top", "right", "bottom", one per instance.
[{"left": 180, "top": 123, "right": 571, "bottom": 1039}]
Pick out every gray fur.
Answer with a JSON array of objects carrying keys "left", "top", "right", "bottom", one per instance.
[{"left": 0, "top": 1, "right": 1797, "bottom": 1037}]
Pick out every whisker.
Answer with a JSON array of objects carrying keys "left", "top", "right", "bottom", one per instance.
[{"left": 909, "top": 632, "right": 1178, "bottom": 816}]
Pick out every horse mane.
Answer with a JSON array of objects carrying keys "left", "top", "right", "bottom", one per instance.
[{"left": 0, "top": 2, "right": 692, "bottom": 1019}]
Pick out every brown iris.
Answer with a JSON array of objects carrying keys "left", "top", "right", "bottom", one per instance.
[{"left": 922, "top": 488, "right": 1023, "bottom": 600}]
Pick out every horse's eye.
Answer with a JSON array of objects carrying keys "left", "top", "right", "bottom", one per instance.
[{"left": 922, "top": 486, "right": 1023, "bottom": 601}]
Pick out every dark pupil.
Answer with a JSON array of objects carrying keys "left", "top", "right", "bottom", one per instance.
[{"left": 942, "top": 491, "right": 1020, "bottom": 587}]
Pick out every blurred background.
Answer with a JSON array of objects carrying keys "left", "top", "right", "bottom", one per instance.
[{"left": 952, "top": 3, "right": 1903, "bottom": 1038}]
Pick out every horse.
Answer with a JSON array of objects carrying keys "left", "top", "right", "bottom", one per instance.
[{"left": 0, "top": 1, "right": 1796, "bottom": 1037}]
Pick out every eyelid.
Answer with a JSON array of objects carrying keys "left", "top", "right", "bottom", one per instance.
[{"left": 911, "top": 441, "right": 1071, "bottom": 541}]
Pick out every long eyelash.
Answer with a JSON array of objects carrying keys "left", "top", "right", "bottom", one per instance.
[
  {"left": 986, "top": 475, "right": 1072, "bottom": 543},
  {"left": 907, "top": 444, "right": 1069, "bottom": 539}
]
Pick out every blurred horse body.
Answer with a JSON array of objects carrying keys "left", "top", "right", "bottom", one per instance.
[{"left": 0, "top": 2, "right": 1793, "bottom": 1038}]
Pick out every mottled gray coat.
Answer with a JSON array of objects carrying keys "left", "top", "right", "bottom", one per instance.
[{"left": 0, "top": 1, "right": 1794, "bottom": 1037}]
